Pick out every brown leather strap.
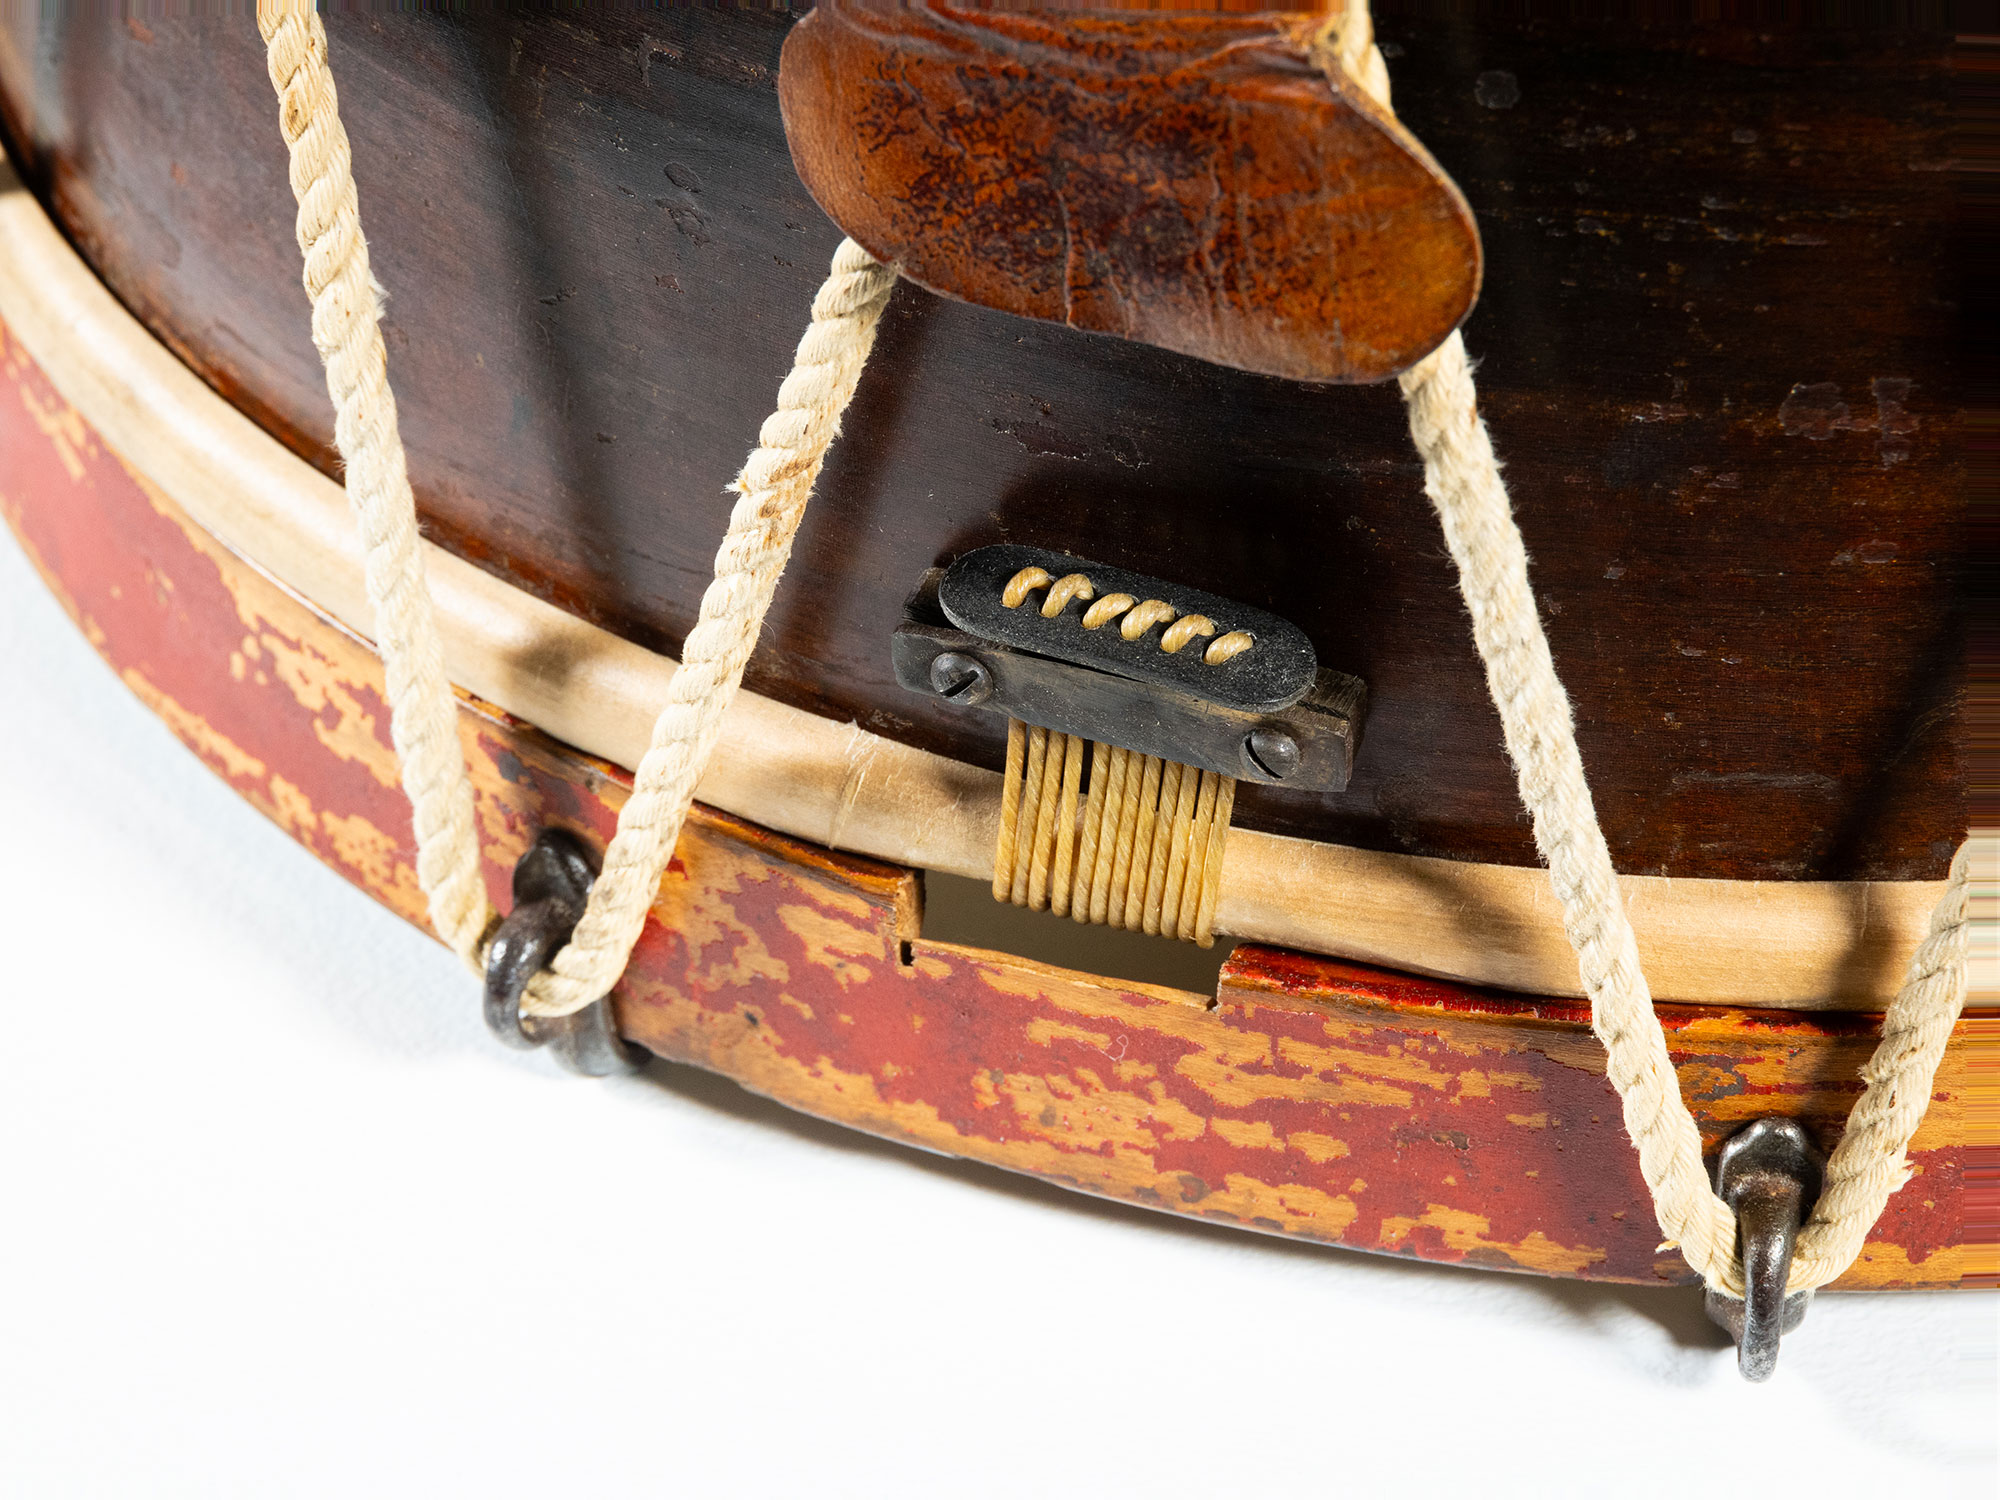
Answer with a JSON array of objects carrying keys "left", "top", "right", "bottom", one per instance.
[{"left": 778, "top": 3, "right": 1480, "bottom": 383}]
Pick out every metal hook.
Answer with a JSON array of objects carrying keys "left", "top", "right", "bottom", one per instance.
[
  {"left": 482, "top": 828, "right": 643, "bottom": 1077},
  {"left": 1703, "top": 1118, "right": 1825, "bottom": 1381}
]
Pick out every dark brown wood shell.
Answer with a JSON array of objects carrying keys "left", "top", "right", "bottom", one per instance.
[{"left": 0, "top": 9, "right": 1963, "bottom": 883}]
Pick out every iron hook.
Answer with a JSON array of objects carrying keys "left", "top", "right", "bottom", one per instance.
[
  {"left": 1703, "top": 1117, "right": 1825, "bottom": 1381},
  {"left": 482, "top": 828, "right": 643, "bottom": 1077}
]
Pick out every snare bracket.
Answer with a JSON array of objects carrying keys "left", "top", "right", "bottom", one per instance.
[{"left": 892, "top": 546, "right": 1365, "bottom": 795}]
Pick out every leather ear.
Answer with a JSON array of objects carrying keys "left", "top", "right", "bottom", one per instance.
[{"left": 778, "top": 3, "right": 1481, "bottom": 385}]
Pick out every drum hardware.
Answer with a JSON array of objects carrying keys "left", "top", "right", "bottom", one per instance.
[
  {"left": 892, "top": 545, "right": 1365, "bottom": 947},
  {"left": 1703, "top": 1119, "right": 1826, "bottom": 1381},
  {"left": 482, "top": 828, "right": 643, "bottom": 1078}
]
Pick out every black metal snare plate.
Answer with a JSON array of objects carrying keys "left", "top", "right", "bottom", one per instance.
[{"left": 937, "top": 545, "right": 1317, "bottom": 715}]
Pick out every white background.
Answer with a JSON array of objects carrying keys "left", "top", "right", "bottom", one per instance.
[{"left": 1, "top": 529, "right": 1992, "bottom": 1498}]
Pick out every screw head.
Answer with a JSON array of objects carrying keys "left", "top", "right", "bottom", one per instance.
[
  {"left": 1241, "top": 727, "right": 1300, "bottom": 782},
  {"left": 929, "top": 651, "right": 994, "bottom": 706}
]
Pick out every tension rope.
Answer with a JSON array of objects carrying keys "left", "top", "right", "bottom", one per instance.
[
  {"left": 259, "top": 0, "right": 1968, "bottom": 1299},
  {"left": 258, "top": 3, "right": 893, "bottom": 1015}
]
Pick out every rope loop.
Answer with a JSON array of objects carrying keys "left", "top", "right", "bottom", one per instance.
[
  {"left": 257, "top": 1, "right": 894, "bottom": 1005},
  {"left": 1313, "top": 8, "right": 1969, "bottom": 1297}
]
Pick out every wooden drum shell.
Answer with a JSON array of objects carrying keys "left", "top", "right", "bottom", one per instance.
[{"left": 0, "top": 11, "right": 1983, "bottom": 1290}]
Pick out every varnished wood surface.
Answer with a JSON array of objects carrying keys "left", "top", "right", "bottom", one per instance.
[
  {"left": 0, "top": 9, "right": 1963, "bottom": 882},
  {"left": 2, "top": 325, "right": 1984, "bottom": 1288},
  {"left": 779, "top": 5, "right": 1480, "bottom": 381}
]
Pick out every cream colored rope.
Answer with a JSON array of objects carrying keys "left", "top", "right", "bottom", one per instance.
[
  {"left": 1314, "top": 11, "right": 1971, "bottom": 1296},
  {"left": 258, "top": 2, "right": 488, "bottom": 969},
  {"left": 523, "top": 236, "right": 892, "bottom": 1017},
  {"left": 257, "top": 4, "right": 894, "bottom": 1014},
  {"left": 1787, "top": 839, "right": 1972, "bottom": 1288}
]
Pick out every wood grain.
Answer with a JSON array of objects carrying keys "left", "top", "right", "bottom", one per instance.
[
  {"left": 2, "top": 320, "right": 1984, "bottom": 1288},
  {"left": 779, "top": 4, "right": 1480, "bottom": 382},
  {"left": 0, "top": 9, "right": 1964, "bottom": 884}
]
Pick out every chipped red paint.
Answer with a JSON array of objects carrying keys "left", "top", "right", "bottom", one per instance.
[
  {"left": 3, "top": 319, "right": 1990, "bottom": 1290},
  {"left": 1219, "top": 952, "right": 1991, "bottom": 1285}
]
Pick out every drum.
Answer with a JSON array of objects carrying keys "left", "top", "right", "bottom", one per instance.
[{"left": 0, "top": 6, "right": 1981, "bottom": 1358}]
